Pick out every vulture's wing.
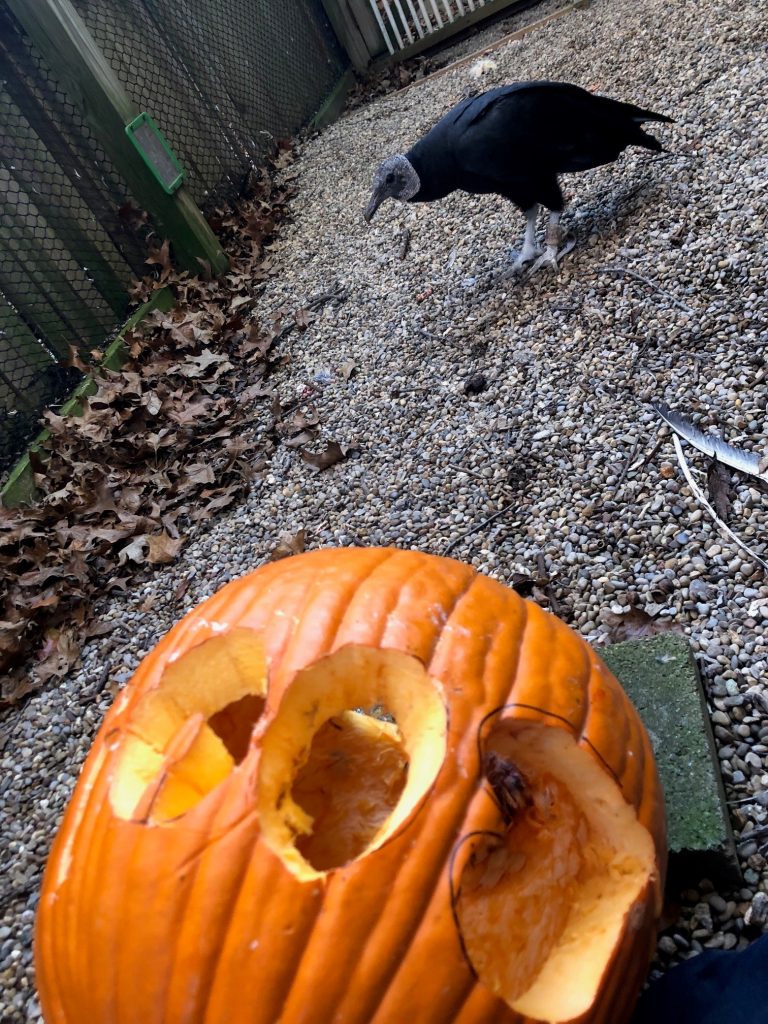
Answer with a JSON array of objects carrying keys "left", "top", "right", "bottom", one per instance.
[{"left": 451, "top": 82, "right": 662, "bottom": 177}]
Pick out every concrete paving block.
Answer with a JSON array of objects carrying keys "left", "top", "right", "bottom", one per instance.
[{"left": 601, "top": 632, "right": 740, "bottom": 888}]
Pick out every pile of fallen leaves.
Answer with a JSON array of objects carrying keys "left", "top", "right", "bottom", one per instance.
[{"left": 0, "top": 144, "right": 342, "bottom": 705}]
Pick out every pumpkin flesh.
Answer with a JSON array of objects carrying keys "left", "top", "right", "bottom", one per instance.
[
  {"left": 457, "top": 722, "right": 656, "bottom": 1021},
  {"left": 109, "top": 628, "right": 267, "bottom": 823}
]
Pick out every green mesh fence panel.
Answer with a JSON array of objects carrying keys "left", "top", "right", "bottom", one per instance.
[{"left": 0, "top": 0, "right": 347, "bottom": 476}]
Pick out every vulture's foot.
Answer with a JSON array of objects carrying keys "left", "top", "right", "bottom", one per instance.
[
  {"left": 511, "top": 243, "right": 542, "bottom": 271},
  {"left": 525, "top": 234, "right": 576, "bottom": 276},
  {"left": 528, "top": 244, "right": 560, "bottom": 273}
]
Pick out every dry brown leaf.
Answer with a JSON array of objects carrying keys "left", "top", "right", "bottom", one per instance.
[
  {"left": 170, "top": 396, "right": 216, "bottom": 426},
  {"left": 35, "top": 627, "right": 80, "bottom": 685},
  {"left": 299, "top": 441, "right": 350, "bottom": 472},
  {"left": 291, "top": 406, "right": 319, "bottom": 431},
  {"left": 269, "top": 528, "right": 306, "bottom": 561},
  {"left": 118, "top": 535, "right": 148, "bottom": 566},
  {"left": 146, "top": 532, "right": 184, "bottom": 565},
  {"left": 601, "top": 607, "right": 680, "bottom": 643},
  {"left": 707, "top": 459, "right": 733, "bottom": 522},
  {"left": 145, "top": 239, "right": 172, "bottom": 272},
  {"left": 0, "top": 617, "right": 26, "bottom": 657},
  {"left": 239, "top": 382, "right": 273, "bottom": 403},
  {"left": 340, "top": 360, "right": 357, "bottom": 381},
  {"left": 143, "top": 392, "right": 163, "bottom": 417},
  {"left": 510, "top": 574, "right": 537, "bottom": 598},
  {"left": 285, "top": 430, "right": 316, "bottom": 449},
  {"left": 1, "top": 667, "right": 42, "bottom": 707},
  {"left": 66, "top": 344, "right": 92, "bottom": 374},
  {"left": 196, "top": 258, "right": 213, "bottom": 281},
  {"left": 84, "top": 620, "right": 117, "bottom": 640},
  {"left": 118, "top": 200, "right": 148, "bottom": 230},
  {"left": 26, "top": 591, "right": 60, "bottom": 611},
  {"left": 180, "top": 350, "right": 231, "bottom": 378},
  {"left": 183, "top": 463, "right": 216, "bottom": 485}
]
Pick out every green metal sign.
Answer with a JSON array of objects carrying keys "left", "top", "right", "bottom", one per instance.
[{"left": 125, "top": 112, "right": 185, "bottom": 194}]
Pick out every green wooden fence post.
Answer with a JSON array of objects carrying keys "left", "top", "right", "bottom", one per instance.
[{"left": 7, "top": 0, "right": 228, "bottom": 277}]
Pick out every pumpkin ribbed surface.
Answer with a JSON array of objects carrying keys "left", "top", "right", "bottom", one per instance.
[{"left": 35, "top": 547, "right": 667, "bottom": 1024}]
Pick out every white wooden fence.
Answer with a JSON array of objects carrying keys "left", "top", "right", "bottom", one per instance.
[{"left": 369, "top": 0, "right": 495, "bottom": 55}]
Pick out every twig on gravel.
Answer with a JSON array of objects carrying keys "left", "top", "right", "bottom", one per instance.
[
  {"left": 672, "top": 434, "right": 768, "bottom": 573},
  {"left": 448, "top": 463, "right": 487, "bottom": 481},
  {"left": 307, "top": 282, "right": 348, "bottom": 310},
  {"left": 80, "top": 664, "right": 111, "bottom": 702},
  {"left": 270, "top": 288, "right": 348, "bottom": 345},
  {"left": 729, "top": 793, "right": 768, "bottom": 807},
  {"left": 398, "top": 228, "right": 411, "bottom": 260},
  {"left": 442, "top": 503, "right": 513, "bottom": 557},
  {"left": 616, "top": 436, "right": 641, "bottom": 488},
  {"left": 597, "top": 265, "right": 694, "bottom": 314},
  {"left": 632, "top": 435, "right": 666, "bottom": 473}
]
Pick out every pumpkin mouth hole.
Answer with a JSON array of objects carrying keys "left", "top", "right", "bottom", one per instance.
[
  {"left": 109, "top": 628, "right": 267, "bottom": 824},
  {"left": 291, "top": 708, "right": 409, "bottom": 871},
  {"left": 258, "top": 644, "right": 447, "bottom": 881},
  {"left": 455, "top": 722, "right": 656, "bottom": 1022}
]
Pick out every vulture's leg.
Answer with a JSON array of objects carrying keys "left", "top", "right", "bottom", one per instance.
[
  {"left": 544, "top": 210, "right": 563, "bottom": 262},
  {"left": 513, "top": 205, "right": 541, "bottom": 268},
  {"left": 528, "top": 211, "right": 564, "bottom": 273}
]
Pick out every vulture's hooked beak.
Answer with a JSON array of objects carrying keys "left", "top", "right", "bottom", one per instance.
[{"left": 363, "top": 187, "right": 385, "bottom": 224}]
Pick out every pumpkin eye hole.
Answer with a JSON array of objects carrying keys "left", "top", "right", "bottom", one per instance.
[
  {"left": 109, "top": 628, "right": 267, "bottom": 825},
  {"left": 258, "top": 645, "right": 447, "bottom": 881}
]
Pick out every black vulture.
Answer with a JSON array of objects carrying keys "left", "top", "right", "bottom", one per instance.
[{"left": 364, "top": 81, "right": 672, "bottom": 270}]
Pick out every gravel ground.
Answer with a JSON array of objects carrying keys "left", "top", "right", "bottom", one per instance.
[{"left": 2, "top": 0, "right": 768, "bottom": 1019}]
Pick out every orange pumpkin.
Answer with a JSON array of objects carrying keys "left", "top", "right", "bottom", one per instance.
[{"left": 35, "top": 547, "right": 667, "bottom": 1024}]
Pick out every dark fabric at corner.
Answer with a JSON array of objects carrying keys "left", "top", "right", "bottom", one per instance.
[{"left": 632, "top": 934, "right": 768, "bottom": 1024}]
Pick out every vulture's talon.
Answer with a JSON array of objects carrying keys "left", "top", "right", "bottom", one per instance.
[
  {"left": 512, "top": 244, "right": 543, "bottom": 271},
  {"left": 525, "top": 235, "right": 577, "bottom": 276},
  {"left": 527, "top": 247, "right": 560, "bottom": 275},
  {"left": 558, "top": 235, "right": 577, "bottom": 260}
]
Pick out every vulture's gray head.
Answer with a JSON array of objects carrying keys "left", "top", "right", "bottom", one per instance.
[{"left": 363, "top": 155, "right": 420, "bottom": 222}]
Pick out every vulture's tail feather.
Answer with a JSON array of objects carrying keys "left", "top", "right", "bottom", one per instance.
[
  {"left": 621, "top": 100, "right": 673, "bottom": 151},
  {"left": 626, "top": 103, "right": 674, "bottom": 125}
]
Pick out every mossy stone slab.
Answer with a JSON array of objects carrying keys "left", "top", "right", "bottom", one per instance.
[{"left": 601, "top": 632, "right": 740, "bottom": 889}]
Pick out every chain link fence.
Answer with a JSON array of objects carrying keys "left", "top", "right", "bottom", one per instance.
[{"left": 0, "top": 0, "right": 348, "bottom": 479}]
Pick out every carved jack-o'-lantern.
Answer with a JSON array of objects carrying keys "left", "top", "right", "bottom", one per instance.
[{"left": 36, "top": 548, "right": 667, "bottom": 1023}]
